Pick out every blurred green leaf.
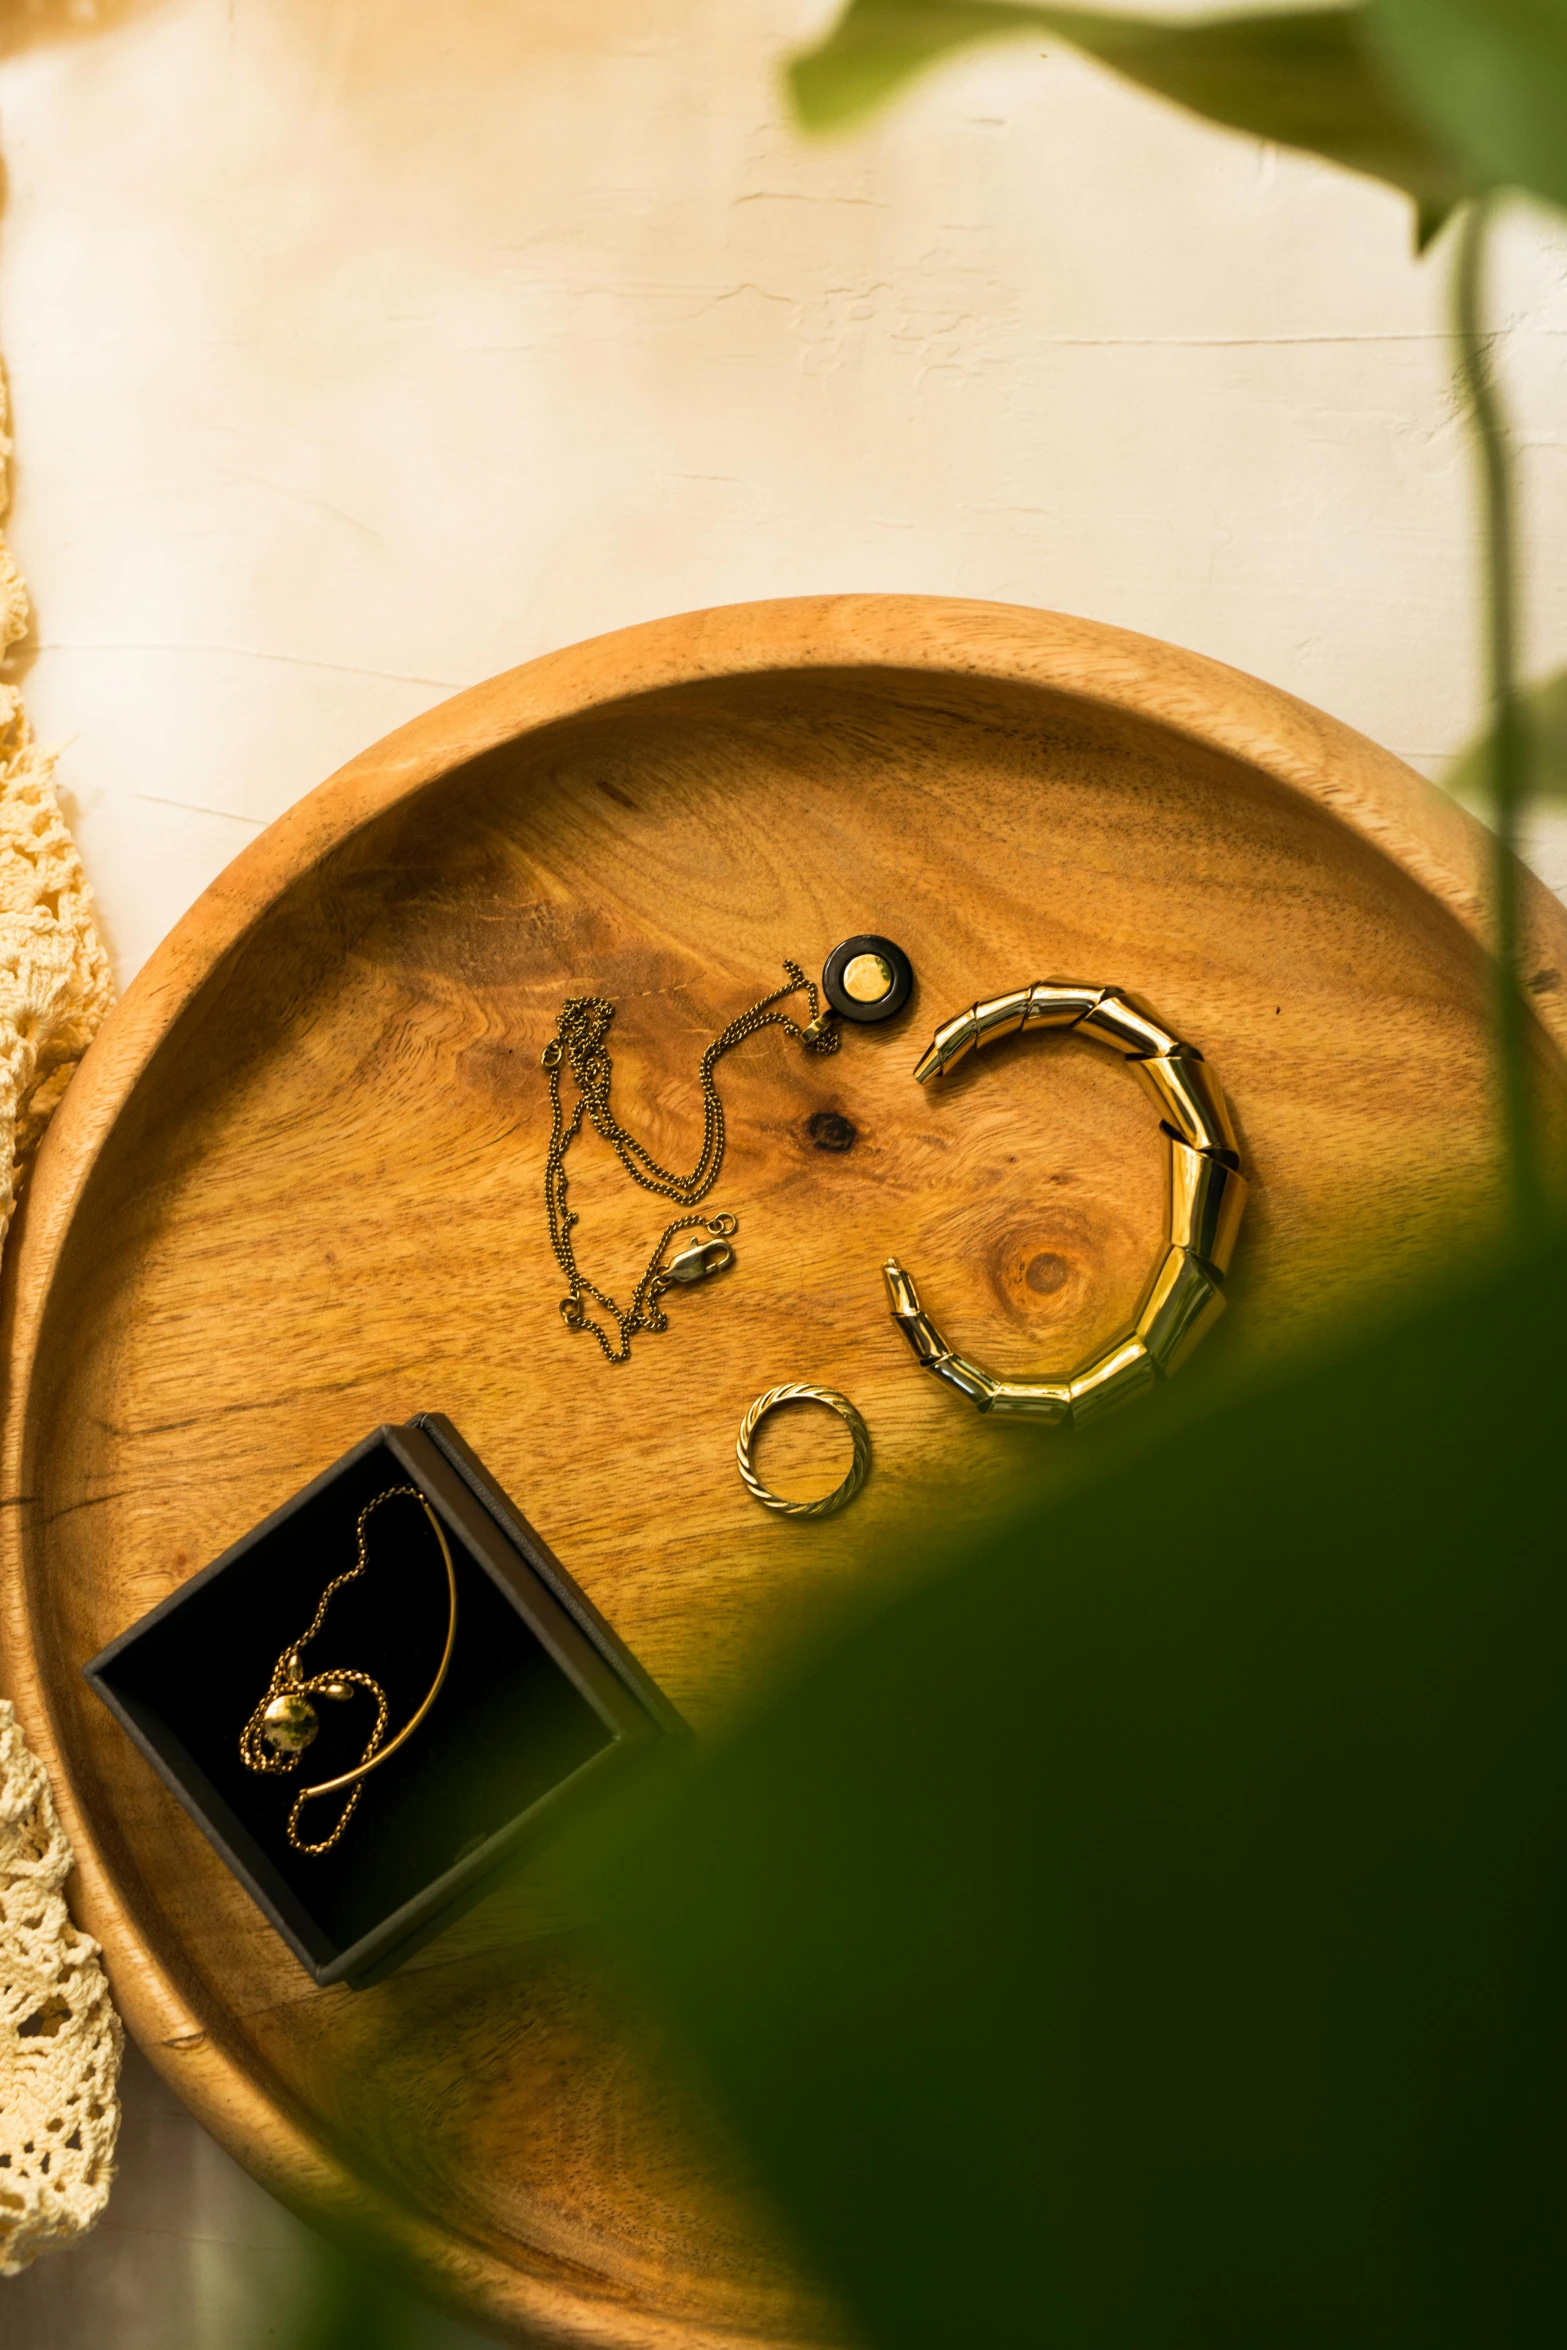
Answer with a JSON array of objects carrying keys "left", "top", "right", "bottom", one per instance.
[
  {"left": 788, "top": 3, "right": 1476, "bottom": 235},
  {"left": 294, "top": 2231, "right": 484, "bottom": 2350},
  {"left": 297, "top": 2237, "right": 422, "bottom": 2350},
  {"left": 1446, "top": 663, "right": 1567, "bottom": 805},
  {"left": 1367, "top": 0, "right": 1567, "bottom": 215},
  {"left": 600, "top": 1227, "right": 1567, "bottom": 2349}
]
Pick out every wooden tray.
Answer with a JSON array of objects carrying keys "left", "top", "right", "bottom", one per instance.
[{"left": 6, "top": 596, "right": 1567, "bottom": 2347}]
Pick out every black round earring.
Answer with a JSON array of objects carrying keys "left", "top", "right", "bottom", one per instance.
[{"left": 821, "top": 934, "right": 914, "bottom": 1024}]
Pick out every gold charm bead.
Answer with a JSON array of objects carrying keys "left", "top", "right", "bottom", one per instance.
[
  {"left": 889, "top": 983, "right": 1245, "bottom": 1428},
  {"left": 261, "top": 1691, "right": 319, "bottom": 1754},
  {"left": 736, "top": 1384, "right": 872, "bottom": 1520},
  {"left": 842, "top": 952, "right": 895, "bottom": 1004}
]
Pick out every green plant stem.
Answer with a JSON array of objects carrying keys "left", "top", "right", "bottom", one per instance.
[{"left": 1451, "top": 192, "right": 1542, "bottom": 1238}]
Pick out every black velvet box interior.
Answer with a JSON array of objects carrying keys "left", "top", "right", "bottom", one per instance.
[{"left": 84, "top": 1414, "right": 681, "bottom": 1987}]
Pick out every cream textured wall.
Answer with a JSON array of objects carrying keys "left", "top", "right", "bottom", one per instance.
[
  {"left": 4, "top": 0, "right": 1567, "bottom": 983},
  {"left": 3, "top": 0, "right": 1567, "bottom": 2339}
]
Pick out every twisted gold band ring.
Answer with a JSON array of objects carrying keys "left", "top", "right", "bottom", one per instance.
[{"left": 735, "top": 1384, "right": 871, "bottom": 1519}]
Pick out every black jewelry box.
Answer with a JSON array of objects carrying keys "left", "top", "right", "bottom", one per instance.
[{"left": 83, "top": 1414, "right": 683, "bottom": 1988}]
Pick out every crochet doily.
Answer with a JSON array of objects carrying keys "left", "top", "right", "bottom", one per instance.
[
  {"left": 0, "top": 368, "right": 121, "bottom": 2273},
  {"left": 0, "top": 409, "right": 113, "bottom": 1233},
  {"left": 0, "top": 1702, "right": 122, "bottom": 2273}
]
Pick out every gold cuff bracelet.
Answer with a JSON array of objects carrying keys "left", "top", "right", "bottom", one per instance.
[{"left": 887, "top": 983, "right": 1245, "bottom": 1428}]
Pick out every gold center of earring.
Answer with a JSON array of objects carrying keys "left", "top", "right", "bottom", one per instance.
[{"left": 843, "top": 952, "right": 894, "bottom": 1004}]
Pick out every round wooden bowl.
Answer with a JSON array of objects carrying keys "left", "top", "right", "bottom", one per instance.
[{"left": 5, "top": 596, "right": 1566, "bottom": 2346}]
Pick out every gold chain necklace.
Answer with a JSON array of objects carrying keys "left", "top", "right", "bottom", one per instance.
[
  {"left": 239, "top": 1487, "right": 458, "bottom": 1855},
  {"left": 541, "top": 959, "right": 839, "bottom": 1364}
]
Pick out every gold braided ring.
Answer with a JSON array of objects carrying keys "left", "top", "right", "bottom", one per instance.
[
  {"left": 886, "top": 981, "right": 1246, "bottom": 1429},
  {"left": 735, "top": 1384, "right": 871, "bottom": 1520}
]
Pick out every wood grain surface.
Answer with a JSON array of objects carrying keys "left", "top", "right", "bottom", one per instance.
[{"left": 5, "top": 595, "right": 1567, "bottom": 2348}]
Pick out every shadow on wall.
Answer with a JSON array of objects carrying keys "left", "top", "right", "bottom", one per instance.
[
  {"left": 0, "top": 0, "right": 163, "bottom": 59},
  {"left": 0, "top": 0, "right": 709, "bottom": 77},
  {"left": 0, "top": 0, "right": 776, "bottom": 254}
]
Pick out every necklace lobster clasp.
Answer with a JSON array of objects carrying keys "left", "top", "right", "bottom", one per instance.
[{"left": 662, "top": 1229, "right": 735, "bottom": 1286}]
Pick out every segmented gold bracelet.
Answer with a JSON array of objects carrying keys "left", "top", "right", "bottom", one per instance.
[{"left": 885, "top": 983, "right": 1245, "bottom": 1427}]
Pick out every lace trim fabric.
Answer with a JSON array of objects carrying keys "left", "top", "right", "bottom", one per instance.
[
  {"left": 0, "top": 392, "right": 114, "bottom": 1239},
  {"left": 0, "top": 1702, "right": 122, "bottom": 2273},
  {"left": 0, "top": 370, "right": 121, "bottom": 2271}
]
